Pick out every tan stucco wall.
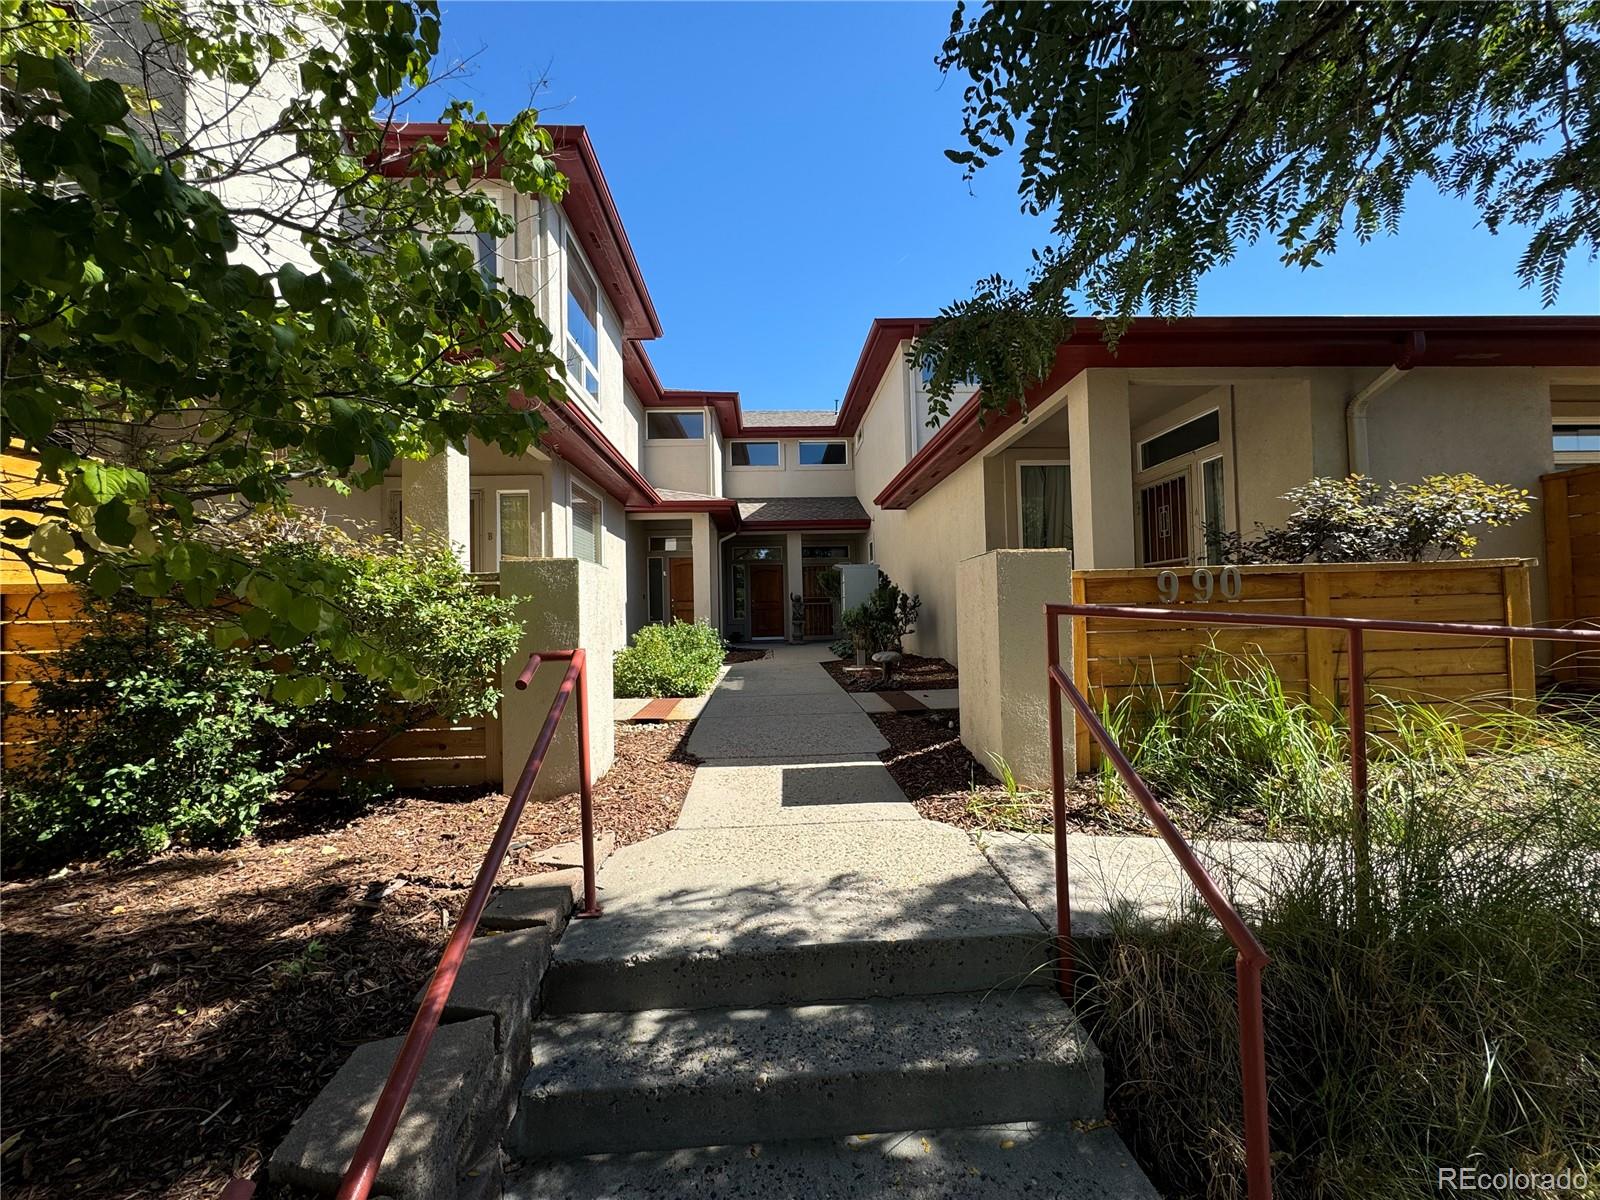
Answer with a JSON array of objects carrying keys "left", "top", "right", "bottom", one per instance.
[
  {"left": 957, "top": 549, "right": 1075, "bottom": 786},
  {"left": 723, "top": 438, "right": 856, "bottom": 499},
  {"left": 868, "top": 453, "right": 992, "bottom": 662},
  {"left": 853, "top": 353, "right": 912, "bottom": 504},
  {"left": 1231, "top": 378, "right": 1317, "bottom": 533},
  {"left": 642, "top": 434, "right": 713, "bottom": 496},
  {"left": 498, "top": 558, "right": 617, "bottom": 799}
]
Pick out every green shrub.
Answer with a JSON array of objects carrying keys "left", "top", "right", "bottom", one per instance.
[
  {"left": 1215, "top": 473, "right": 1531, "bottom": 564},
  {"left": 832, "top": 569, "right": 921, "bottom": 661},
  {"left": 614, "top": 620, "right": 725, "bottom": 698},
  {"left": 1080, "top": 770, "right": 1600, "bottom": 1200},
  {"left": 4, "top": 608, "right": 310, "bottom": 865}
]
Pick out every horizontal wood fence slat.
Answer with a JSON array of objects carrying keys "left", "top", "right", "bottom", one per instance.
[
  {"left": 1070, "top": 559, "right": 1537, "bottom": 767},
  {"left": 1, "top": 582, "right": 502, "bottom": 786}
]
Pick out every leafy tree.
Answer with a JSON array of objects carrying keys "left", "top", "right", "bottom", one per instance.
[
  {"left": 915, "top": 1, "right": 1600, "bottom": 418},
  {"left": 1, "top": 0, "right": 566, "bottom": 696}
]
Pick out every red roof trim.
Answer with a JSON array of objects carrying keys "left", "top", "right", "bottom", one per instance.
[
  {"left": 874, "top": 315, "right": 1600, "bottom": 510},
  {"left": 739, "top": 518, "right": 872, "bottom": 531},
  {"left": 372, "top": 122, "right": 662, "bottom": 340},
  {"left": 624, "top": 496, "right": 739, "bottom": 531},
  {"left": 533, "top": 394, "right": 659, "bottom": 509}
]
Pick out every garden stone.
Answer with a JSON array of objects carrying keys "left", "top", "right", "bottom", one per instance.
[
  {"left": 415, "top": 928, "right": 552, "bottom": 1051},
  {"left": 533, "top": 830, "right": 614, "bottom": 870},
  {"left": 269, "top": 1016, "right": 495, "bottom": 1199},
  {"left": 481, "top": 870, "right": 580, "bottom": 935}
]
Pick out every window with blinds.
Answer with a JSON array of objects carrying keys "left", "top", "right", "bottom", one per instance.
[{"left": 571, "top": 485, "right": 601, "bottom": 564}]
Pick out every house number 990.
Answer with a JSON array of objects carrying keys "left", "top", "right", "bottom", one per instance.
[{"left": 1156, "top": 566, "right": 1242, "bottom": 604}]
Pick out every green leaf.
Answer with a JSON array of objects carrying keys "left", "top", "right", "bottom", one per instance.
[
  {"left": 87, "top": 563, "right": 122, "bottom": 599},
  {"left": 94, "top": 499, "right": 136, "bottom": 547}
]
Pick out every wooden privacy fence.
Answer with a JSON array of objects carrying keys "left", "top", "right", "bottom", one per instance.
[
  {"left": 0, "top": 581, "right": 501, "bottom": 786},
  {"left": 1543, "top": 463, "right": 1600, "bottom": 683},
  {"left": 1069, "top": 559, "right": 1536, "bottom": 767}
]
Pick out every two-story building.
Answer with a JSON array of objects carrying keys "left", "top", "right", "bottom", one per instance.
[{"left": 291, "top": 123, "right": 1600, "bottom": 786}]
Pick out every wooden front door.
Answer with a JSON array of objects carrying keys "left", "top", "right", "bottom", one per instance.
[
  {"left": 749, "top": 564, "right": 785, "bottom": 638},
  {"left": 669, "top": 558, "right": 695, "bottom": 624}
]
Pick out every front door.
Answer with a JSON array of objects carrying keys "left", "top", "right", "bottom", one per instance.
[
  {"left": 669, "top": 558, "right": 695, "bottom": 624},
  {"left": 749, "top": 564, "right": 785, "bottom": 638},
  {"left": 1139, "top": 472, "right": 1190, "bottom": 567}
]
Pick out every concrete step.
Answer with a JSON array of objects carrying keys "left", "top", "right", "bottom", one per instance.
[
  {"left": 507, "top": 990, "right": 1102, "bottom": 1159},
  {"left": 542, "top": 824, "right": 1055, "bottom": 1013},
  {"left": 506, "top": 1124, "right": 1158, "bottom": 1199}
]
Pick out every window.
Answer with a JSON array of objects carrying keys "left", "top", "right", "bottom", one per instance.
[
  {"left": 731, "top": 440, "right": 780, "bottom": 467},
  {"left": 732, "top": 545, "right": 781, "bottom": 562},
  {"left": 1018, "top": 463, "right": 1072, "bottom": 550},
  {"left": 497, "top": 490, "right": 532, "bottom": 562},
  {"left": 1139, "top": 410, "right": 1220, "bottom": 471},
  {"left": 647, "top": 535, "right": 681, "bottom": 552},
  {"left": 647, "top": 557, "right": 666, "bottom": 622},
  {"left": 646, "top": 411, "right": 706, "bottom": 441},
  {"left": 1554, "top": 424, "right": 1600, "bottom": 457},
  {"left": 801, "top": 545, "right": 850, "bottom": 560},
  {"left": 454, "top": 209, "right": 498, "bottom": 285},
  {"left": 797, "top": 440, "right": 847, "bottom": 467},
  {"left": 1201, "top": 457, "right": 1227, "bottom": 563},
  {"left": 565, "top": 246, "right": 601, "bottom": 403},
  {"left": 570, "top": 483, "right": 601, "bottom": 564}
]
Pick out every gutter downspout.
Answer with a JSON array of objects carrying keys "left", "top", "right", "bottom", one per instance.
[{"left": 1346, "top": 331, "right": 1425, "bottom": 476}]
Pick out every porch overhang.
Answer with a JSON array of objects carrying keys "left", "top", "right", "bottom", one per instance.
[{"left": 874, "top": 315, "right": 1600, "bottom": 510}]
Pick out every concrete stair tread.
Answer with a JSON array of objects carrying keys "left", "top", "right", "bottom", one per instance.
[
  {"left": 544, "top": 822, "right": 1053, "bottom": 1011},
  {"left": 510, "top": 991, "right": 1102, "bottom": 1157},
  {"left": 507, "top": 1124, "right": 1159, "bottom": 1199}
]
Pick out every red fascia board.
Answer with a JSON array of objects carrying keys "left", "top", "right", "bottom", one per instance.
[
  {"left": 740, "top": 519, "right": 872, "bottom": 531},
  {"left": 835, "top": 318, "right": 932, "bottom": 436},
  {"left": 626, "top": 497, "right": 739, "bottom": 531},
  {"left": 873, "top": 315, "right": 1600, "bottom": 510},
  {"left": 370, "top": 122, "right": 662, "bottom": 341},
  {"left": 530, "top": 393, "right": 660, "bottom": 509}
]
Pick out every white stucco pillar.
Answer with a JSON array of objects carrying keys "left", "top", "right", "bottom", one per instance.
[
  {"left": 785, "top": 531, "right": 805, "bottom": 641},
  {"left": 1066, "top": 371, "right": 1137, "bottom": 569},
  {"left": 690, "top": 512, "right": 714, "bottom": 624},
  {"left": 400, "top": 447, "right": 471, "bottom": 569}
]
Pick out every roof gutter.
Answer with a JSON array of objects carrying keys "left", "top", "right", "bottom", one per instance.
[{"left": 1346, "top": 331, "right": 1425, "bottom": 475}]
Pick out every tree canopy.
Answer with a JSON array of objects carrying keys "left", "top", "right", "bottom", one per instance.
[
  {"left": 1, "top": 0, "right": 566, "bottom": 697},
  {"left": 914, "top": 0, "right": 1600, "bottom": 419}
]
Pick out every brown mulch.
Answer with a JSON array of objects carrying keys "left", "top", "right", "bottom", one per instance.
[
  {"left": 870, "top": 711, "right": 1149, "bottom": 837},
  {"left": 820, "top": 653, "right": 960, "bottom": 693},
  {"left": 0, "top": 721, "right": 698, "bottom": 1200},
  {"left": 723, "top": 648, "right": 769, "bottom": 665}
]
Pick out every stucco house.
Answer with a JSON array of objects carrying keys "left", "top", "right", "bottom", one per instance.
[{"left": 292, "top": 125, "right": 1600, "bottom": 780}]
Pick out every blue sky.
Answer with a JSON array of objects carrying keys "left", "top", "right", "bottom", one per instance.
[{"left": 435, "top": 1, "right": 1599, "bottom": 412}]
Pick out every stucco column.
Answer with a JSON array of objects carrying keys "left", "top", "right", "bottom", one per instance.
[
  {"left": 785, "top": 531, "right": 805, "bottom": 641},
  {"left": 1066, "top": 371, "right": 1137, "bottom": 568},
  {"left": 690, "top": 512, "right": 714, "bottom": 624},
  {"left": 400, "top": 446, "right": 471, "bottom": 569}
]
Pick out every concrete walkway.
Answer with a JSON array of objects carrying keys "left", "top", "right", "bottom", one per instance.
[{"left": 508, "top": 643, "right": 1158, "bottom": 1198}]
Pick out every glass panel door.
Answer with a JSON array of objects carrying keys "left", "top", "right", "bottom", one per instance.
[
  {"left": 497, "top": 490, "right": 532, "bottom": 564},
  {"left": 1139, "top": 473, "right": 1190, "bottom": 567}
]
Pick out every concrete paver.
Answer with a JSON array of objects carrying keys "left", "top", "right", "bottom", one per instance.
[{"left": 676, "top": 755, "right": 919, "bottom": 828}]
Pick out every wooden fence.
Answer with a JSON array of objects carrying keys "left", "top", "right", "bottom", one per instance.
[
  {"left": 1542, "top": 463, "right": 1600, "bottom": 683},
  {"left": 0, "top": 582, "right": 501, "bottom": 787},
  {"left": 1069, "top": 559, "right": 1536, "bottom": 766}
]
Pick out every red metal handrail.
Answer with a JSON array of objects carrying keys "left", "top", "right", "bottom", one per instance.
[
  {"left": 1044, "top": 602, "right": 1600, "bottom": 1200},
  {"left": 219, "top": 647, "right": 601, "bottom": 1200}
]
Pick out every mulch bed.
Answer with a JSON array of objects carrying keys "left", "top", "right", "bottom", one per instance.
[
  {"left": 870, "top": 711, "right": 1148, "bottom": 837},
  {"left": 723, "top": 648, "right": 769, "bottom": 665},
  {"left": 820, "top": 653, "right": 959, "bottom": 693},
  {"left": 0, "top": 721, "right": 698, "bottom": 1200}
]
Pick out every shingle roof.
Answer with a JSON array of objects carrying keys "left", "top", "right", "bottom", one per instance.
[
  {"left": 655, "top": 488, "right": 722, "bottom": 502},
  {"left": 736, "top": 496, "right": 871, "bottom": 526},
  {"left": 739, "top": 409, "right": 838, "bottom": 429}
]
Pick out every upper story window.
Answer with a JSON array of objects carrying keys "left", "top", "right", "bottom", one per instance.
[
  {"left": 731, "top": 441, "right": 780, "bottom": 468},
  {"left": 565, "top": 241, "right": 601, "bottom": 404},
  {"left": 646, "top": 411, "right": 706, "bottom": 441},
  {"left": 453, "top": 212, "right": 498, "bottom": 285},
  {"left": 797, "top": 440, "right": 848, "bottom": 467},
  {"left": 1139, "top": 410, "right": 1220, "bottom": 472}
]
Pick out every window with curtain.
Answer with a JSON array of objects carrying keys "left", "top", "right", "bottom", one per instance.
[
  {"left": 571, "top": 485, "right": 601, "bottom": 564},
  {"left": 1020, "top": 464, "right": 1072, "bottom": 549}
]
